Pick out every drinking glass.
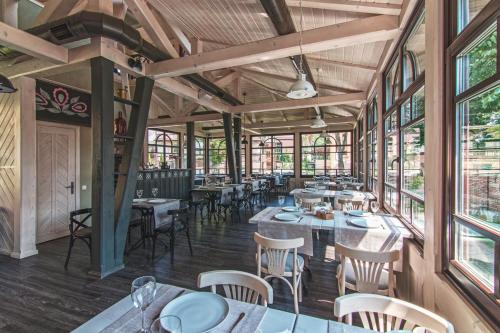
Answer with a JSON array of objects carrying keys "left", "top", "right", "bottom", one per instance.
[
  {"left": 278, "top": 195, "right": 286, "bottom": 206},
  {"left": 152, "top": 188, "right": 159, "bottom": 198},
  {"left": 294, "top": 197, "right": 302, "bottom": 210},
  {"left": 136, "top": 189, "right": 143, "bottom": 199},
  {"left": 131, "top": 276, "right": 157, "bottom": 333},
  {"left": 150, "top": 315, "right": 182, "bottom": 333},
  {"left": 370, "top": 201, "right": 380, "bottom": 214}
]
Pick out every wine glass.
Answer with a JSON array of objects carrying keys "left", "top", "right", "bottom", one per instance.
[
  {"left": 370, "top": 201, "right": 380, "bottom": 214},
  {"left": 278, "top": 195, "right": 286, "bottom": 206},
  {"left": 150, "top": 315, "right": 182, "bottom": 333},
  {"left": 131, "top": 276, "right": 157, "bottom": 333},
  {"left": 152, "top": 188, "right": 159, "bottom": 198},
  {"left": 136, "top": 189, "right": 143, "bottom": 199},
  {"left": 294, "top": 197, "right": 302, "bottom": 211}
]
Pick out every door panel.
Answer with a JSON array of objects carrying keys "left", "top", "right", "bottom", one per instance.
[{"left": 37, "top": 124, "right": 77, "bottom": 244}]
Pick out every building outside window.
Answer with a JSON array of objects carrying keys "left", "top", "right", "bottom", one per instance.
[
  {"left": 251, "top": 134, "right": 294, "bottom": 175},
  {"left": 182, "top": 136, "right": 206, "bottom": 175},
  {"left": 383, "top": 7, "right": 426, "bottom": 234},
  {"left": 301, "top": 131, "right": 352, "bottom": 177},
  {"left": 208, "top": 137, "right": 246, "bottom": 175},
  {"left": 146, "top": 128, "right": 180, "bottom": 169},
  {"left": 446, "top": 0, "right": 499, "bottom": 324}
]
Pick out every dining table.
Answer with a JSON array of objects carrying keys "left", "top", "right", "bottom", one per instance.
[
  {"left": 132, "top": 198, "right": 181, "bottom": 229},
  {"left": 72, "top": 282, "right": 374, "bottom": 333},
  {"left": 289, "top": 188, "right": 376, "bottom": 201},
  {"left": 250, "top": 207, "right": 412, "bottom": 271},
  {"left": 192, "top": 185, "right": 244, "bottom": 221}
]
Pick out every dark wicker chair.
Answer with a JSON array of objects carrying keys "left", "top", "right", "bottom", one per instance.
[{"left": 64, "top": 208, "right": 92, "bottom": 269}]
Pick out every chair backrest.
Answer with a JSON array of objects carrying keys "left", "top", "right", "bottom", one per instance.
[
  {"left": 197, "top": 270, "right": 273, "bottom": 306},
  {"left": 301, "top": 197, "right": 322, "bottom": 210},
  {"left": 336, "top": 243, "right": 399, "bottom": 295},
  {"left": 69, "top": 208, "right": 92, "bottom": 234},
  {"left": 254, "top": 232, "right": 304, "bottom": 276},
  {"left": 334, "top": 294, "right": 454, "bottom": 333}
]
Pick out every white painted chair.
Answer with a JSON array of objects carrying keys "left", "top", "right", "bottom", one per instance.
[
  {"left": 334, "top": 294, "right": 455, "bottom": 333},
  {"left": 335, "top": 243, "right": 399, "bottom": 297},
  {"left": 197, "top": 270, "right": 273, "bottom": 306},
  {"left": 254, "top": 232, "right": 304, "bottom": 314},
  {"left": 300, "top": 197, "right": 323, "bottom": 211}
]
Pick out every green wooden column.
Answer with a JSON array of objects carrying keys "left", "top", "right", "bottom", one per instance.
[
  {"left": 233, "top": 115, "right": 242, "bottom": 183},
  {"left": 186, "top": 121, "right": 196, "bottom": 187},
  {"left": 222, "top": 112, "right": 237, "bottom": 182},
  {"left": 90, "top": 57, "right": 118, "bottom": 277}
]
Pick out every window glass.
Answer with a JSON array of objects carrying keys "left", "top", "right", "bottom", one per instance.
[
  {"left": 146, "top": 129, "right": 180, "bottom": 168},
  {"left": 457, "top": 0, "right": 492, "bottom": 33},
  {"left": 385, "top": 60, "right": 400, "bottom": 109},
  {"left": 195, "top": 138, "right": 205, "bottom": 175},
  {"left": 384, "top": 134, "right": 398, "bottom": 187},
  {"left": 403, "top": 13, "right": 426, "bottom": 90},
  {"left": 208, "top": 138, "right": 227, "bottom": 174},
  {"left": 456, "top": 23, "right": 497, "bottom": 95},
  {"left": 457, "top": 86, "right": 500, "bottom": 230},
  {"left": 301, "top": 132, "right": 352, "bottom": 177},
  {"left": 402, "top": 120, "right": 425, "bottom": 198},
  {"left": 454, "top": 222, "right": 495, "bottom": 290},
  {"left": 251, "top": 135, "right": 294, "bottom": 175}
]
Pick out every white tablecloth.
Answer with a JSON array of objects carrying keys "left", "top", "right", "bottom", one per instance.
[{"left": 132, "top": 199, "right": 180, "bottom": 228}]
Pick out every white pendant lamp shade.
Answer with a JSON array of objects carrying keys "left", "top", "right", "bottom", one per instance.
[
  {"left": 287, "top": 73, "right": 317, "bottom": 99},
  {"left": 310, "top": 115, "right": 327, "bottom": 128}
]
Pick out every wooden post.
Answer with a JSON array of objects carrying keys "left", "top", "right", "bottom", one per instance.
[
  {"left": 90, "top": 57, "right": 118, "bottom": 277},
  {"left": 222, "top": 112, "right": 237, "bottom": 182},
  {"left": 186, "top": 121, "right": 196, "bottom": 186},
  {"left": 233, "top": 116, "right": 242, "bottom": 183},
  {"left": 114, "top": 76, "right": 154, "bottom": 267}
]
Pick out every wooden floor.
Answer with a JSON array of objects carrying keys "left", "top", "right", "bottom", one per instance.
[{"left": 0, "top": 197, "right": 340, "bottom": 333}]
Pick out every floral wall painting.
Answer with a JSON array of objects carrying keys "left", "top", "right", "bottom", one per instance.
[{"left": 35, "top": 80, "right": 91, "bottom": 127}]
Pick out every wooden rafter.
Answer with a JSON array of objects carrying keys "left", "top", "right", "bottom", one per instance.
[
  {"left": 32, "top": 0, "right": 80, "bottom": 26},
  {"left": 146, "top": 15, "right": 399, "bottom": 78},
  {"left": 246, "top": 116, "right": 355, "bottom": 129},
  {"left": 307, "top": 56, "right": 377, "bottom": 72},
  {"left": 285, "top": 0, "right": 401, "bottom": 15},
  {"left": 147, "top": 113, "right": 223, "bottom": 126}
]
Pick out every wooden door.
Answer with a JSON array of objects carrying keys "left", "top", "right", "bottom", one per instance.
[{"left": 36, "top": 123, "right": 78, "bottom": 244}]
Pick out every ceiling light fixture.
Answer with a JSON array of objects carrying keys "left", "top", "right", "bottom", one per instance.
[
  {"left": 311, "top": 115, "right": 327, "bottom": 128},
  {"left": 0, "top": 74, "right": 17, "bottom": 93},
  {"left": 287, "top": 0, "right": 316, "bottom": 100}
]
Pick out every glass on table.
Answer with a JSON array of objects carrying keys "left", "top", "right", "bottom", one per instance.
[
  {"left": 370, "top": 201, "right": 380, "bottom": 214},
  {"left": 136, "top": 189, "right": 143, "bottom": 199},
  {"left": 131, "top": 276, "right": 157, "bottom": 333},
  {"left": 343, "top": 201, "right": 353, "bottom": 213},
  {"left": 294, "top": 197, "right": 303, "bottom": 210},
  {"left": 150, "top": 315, "right": 182, "bottom": 333},
  {"left": 278, "top": 195, "right": 286, "bottom": 206},
  {"left": 152, "top": 188, "right": 159, "bottom": 198}
]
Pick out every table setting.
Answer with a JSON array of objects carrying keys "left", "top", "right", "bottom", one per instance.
[{"left": 132, "top": 193, "right": 181, "bottom": 228}]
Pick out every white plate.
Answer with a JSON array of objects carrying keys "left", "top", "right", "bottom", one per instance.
[
  {"left": 348, "top": 210, "right": 371, "bottom": 217},
  {"left": 282, "top": 206, "right": 299, "bottom": 212},
  {"left": 341, "top": 190, "right": 354, "bottom": 195},
  {"left": 274, "top": 213, "right": 300, "bottom": 222},
  {"left": 302, "top": 188, "right": 316, "bottom": 193},
  {"left": 160, "top": 292, "right": 229, "bottom": 333},
  {"left": 148, "top": 199, "right": 167, "bottom": 203},
  {"left": 133, "top": 198, "right": 147, "bottom": 203},
  {"left": 348, "top": 217, "right": 380, "bottom": 229}
]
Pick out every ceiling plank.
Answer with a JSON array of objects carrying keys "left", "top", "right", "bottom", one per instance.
[
  {"left": 152, "top": 92, "right": 175, "bottom": 117},
  {"left": 124, "top": 0, "right": 179, "bottom": 58},
  {"left": 229, "top": 92, "right": 364, "bottom": 114},
  {"left": 286, "top": 0, "right": 401, "bottom": 15},
  {"left": 146, "top": 15, "right": 399, "bottom": 78},
  {"left": 33, "top": 0, "right": 80, "bottom": 26},
  {"left": 0, "top": 0, "right": 18, "bottom": 27},
  {"left": 246, "top": 116, "right": 355, "bottom": 129},
  {"left": 0, "top": 22, "right": 68, "bottom": 63},
  {"left": 147, "top": 113, "right": 223, "bottom": 126},
  {"left": 307, "top": 56, "right": 377, "bottom": 71},
  {"left": 86, "top": 0, "right": 113, "bottom": 14}
]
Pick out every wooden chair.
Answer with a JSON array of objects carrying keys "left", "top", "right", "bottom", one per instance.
[
  {"left": 334, "top": 294, "right": 455, "bottom": 333},
  {"left": 300, "top": 197, "right": 323, "bottom": 211},
  {"left": 335, "top": 243, "right": 399, "bottom": 297},
  {"left": 64, "top": 208, "right": 92, "bottom": 269},
  {"left": 189, "top": 189, "right": 208, "bottom": 222},
  {"left": 337, "top": 197, "right": 364, "bottom": 210},
  {"left": 197, "top": 270, "right": 273, "bottom": 306},
  {"left": 254, "top": 232, "right": 304, "bottom": 314}
]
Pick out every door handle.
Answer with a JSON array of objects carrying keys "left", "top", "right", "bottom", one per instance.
[{"left": 65, "top": 181, "right": 75, "bottom": 195}]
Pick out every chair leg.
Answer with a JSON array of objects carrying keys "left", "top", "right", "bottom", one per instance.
[
  {"left": 152, "top": 233, "right": 157, "bottom": 259},
  {"left": 186, "top": 229, "right": 193, "bottom": 256},
  {"left": 170, "top": 232, "right": 175, "bottom": 264},
  {"left": 64, "top": 237, "right": 75, "bottom": 269},
  {"left": 298, "top": 275, "right": 303, "bottom": 302}
]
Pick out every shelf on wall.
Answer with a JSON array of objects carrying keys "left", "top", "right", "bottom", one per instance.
[{"left": 113, "top": 96, "right": 139, "bottom": 107}]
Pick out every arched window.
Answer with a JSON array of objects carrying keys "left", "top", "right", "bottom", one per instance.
[
  {"left": 146, "top": 128, "right": 180, "bottom": 169},
  {"left": 300, "top": 132, "right": 351, "bottom": 177},
  {"left": 250, "top": 135, "right": 294, "bottom": 175}
]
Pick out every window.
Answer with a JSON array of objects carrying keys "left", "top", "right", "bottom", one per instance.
[
  {"left": 182, "top": 136, "right": 206, "bottom": 175},
  {"left": 367, "top": 96, "right": 378, "bottom": 194},
  {"left": 146, "top": 129, "right": 180, "bottom": 168},
  {"left": 446, "top": 0, "right": 499, "bottom": 325},
  {"left": 383, "top": 7, "right": 426, "bottom": 234},
  {"left": 207, "top": 137, "right": 246, "bottom": 175},
  {"left": 301, "top": 131, "right": 352, "bottom": 177},
  {"left": 251, "top": 135, "right": 294, "bottom": 175},
  {"left": 357, "top": 117, "right": 364, "bottom": 182}
]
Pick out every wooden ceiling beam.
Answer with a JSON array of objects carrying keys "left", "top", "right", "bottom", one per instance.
[
  {"left": 307, "top": 56, "right": 377, "bottom": 71},
  {"left": 246, "top": 116, "right": 355, "bottom": 129},
  {"left": 0, "top": 21, "right": 68, "bottom": 63},
  {"left": 147, "top": 113, "right": 223, "bottom": 126},
  {"left": 32, "top": 0, "right": 80, "bottom": 26},
  {"left": 146, "top": 15, "right": 399, "bottom": 78},
  {"left": 229, "top": 92, "right": 364, "bottom": 114},
  {"left": 285, "top": 0, "right": 401, "bottom": 15}
]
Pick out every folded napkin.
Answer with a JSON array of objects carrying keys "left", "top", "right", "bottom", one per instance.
[{"left": 100, "top": 285, "right": 184, "bottom": 333}]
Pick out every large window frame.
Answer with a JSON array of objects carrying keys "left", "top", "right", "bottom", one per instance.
[
  {"left": 367, "top": 95, "right": 378, "bottom": 194},
  {"left": 182, "top": 136, "right": 206, "bottom": 175},
  {"left": 300, "top": 131, "right": 353, "bottom": 177},
  {"left": 382, "top": 2, "right": 426, "bottom": 238},
  {"left": 207, "top": 137, "right": 246, "bottom": 175},
  {"left": 146, "top": 128, "right": 180, "bottom": 169},
  {"left": 445, "top": 0, "right": 500, "bottom": 326},
  {"left": 250, "top": 134, "right": 295, "bottom": 176}
]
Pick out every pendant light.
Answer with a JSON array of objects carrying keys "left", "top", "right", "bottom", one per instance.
[
  {"left": 241, "top": 92, "right": 249, "bottom": 145},
  {"left": 310, "top": 68, "right": 326, "bottom": 128},
  {"left": 0, "top": 74, "right": 17, "bottom": 93},
  {"left": 287, "top": 0, "right": 316, "bottom": 100}
]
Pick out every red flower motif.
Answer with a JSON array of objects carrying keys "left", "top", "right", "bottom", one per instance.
[
  {"left": 36, "top": 92, "right": 48, "bottom": 106},
  {"left": 53, "top": 87, "right": 69, "bottom": 107},
  {"left": 71, "top": 102, "right": 87, "bottom": 113}
]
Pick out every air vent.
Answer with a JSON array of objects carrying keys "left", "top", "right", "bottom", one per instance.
[{"left": 50, "top": 24, "right": 74, "bottom": 41}]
